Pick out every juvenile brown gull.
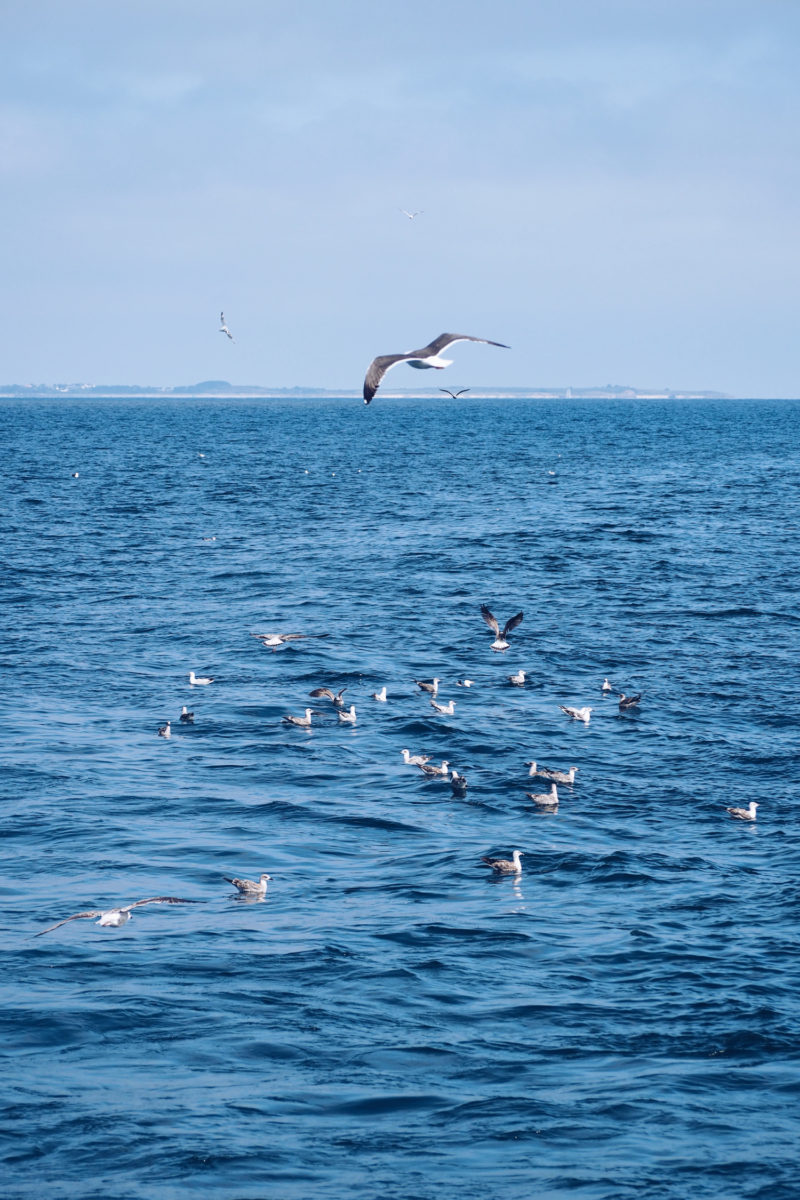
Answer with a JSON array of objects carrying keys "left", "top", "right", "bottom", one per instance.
[
  {"left": 480, "top": 604, "right": 523, "bottom": 651},
  {"left": 526, "top": 762, "right": 578, "bottom": 784},
  {"left": 415, "top": 678, "right": 440, "bottom": 696},
  {"left": 482, "top": 850, "right": 524, "bottom": 875},
  {"left": 619, "top": 693, "right": 642, "bottom": 711},
  {"left": 363, "top": 333, "right": 509, "bottom": 403},
  {"left": 180, "top": 706, "right": 194, "bottom": 724},
  {"left": 726, "top": 802, "right": 759, "bottom": 821},
  {"left": 158, "top": 720, "right": 171, "bottom": 739},
  {"left": 417, "top": 760, "right": 450, "bottom": 777},
  {"left": 35, "top": 896, "right": 198, "bottom": 936},
  {"left": 225, "top": 873, "right": 271, "bottom": 896}
]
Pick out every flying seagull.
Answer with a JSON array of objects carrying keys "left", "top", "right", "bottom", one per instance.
[
  {"left": 35, "top": 896, "right": 198, "bottom": 936},
  {"left": 363, "top": 333, "right": 509, "bottom": 403},
  {"left": 309, "top": 686, "right": 347, "bottom": 706},
  {"left": 252, "top": 632, "right": 327, "bottom": 651},
  {"left": 400, "top": 209, "right": 423, "bottom": 220},
  {"left": 480, "top": 604, "right": 523, "bottom": 651},
  {"left": 439, "top": 387, "right": 471, "bottom": 399},
  {"left": 225, "top": 873, "right": 271, "bottom": 896},
  {"left": 219, "top": 312, "right": 234, "bottom": 341}
]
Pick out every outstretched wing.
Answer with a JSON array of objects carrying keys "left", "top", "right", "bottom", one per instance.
[
  {"left": 502, "top": 611, "right": 524, "bottom": 638},
  {"left": 420, "top": 333, "right": 510, "bottom": 357},
  {"left": 35, "top": 910, "right": 103, "bottom": 936},
  {"left": 309, "top": 687, "right": 335, "bottom": 701},
  {"left": 363, "top": 354, "right": 409, "bottom": 404},
  {"left": 480, "top": 604, "right": 500, "bottom": 636},
  {"left": 122, "top": 897, "right": 199, "bottom": 912}
]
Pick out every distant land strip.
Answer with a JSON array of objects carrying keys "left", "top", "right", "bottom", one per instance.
[{"left": 0, "top": 381, "right": 733, "bottom": 400}]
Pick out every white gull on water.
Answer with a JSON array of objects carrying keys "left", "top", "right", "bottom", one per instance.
[
  {"left": 371, "top": 686, "right": 387, "bottom": 702},
  {"left": 430, "top": 698, "right": 456, "bottom": 715},
  {"left": 283, "top": 708, "right": 319, "bottom": 728},
  {"left": 35, "top": 896, "right": 198, "bottom": 936},
  {"left": 189, "top": 671, "right": 214, "bottom": 686},
  {"left": 401, "top": 749, "right": 430, "bottom": 766},
  {"left": 559, "top": 705, "right": 592, "bottom": 723},
  {"left": 363, "top": 332, "right": 509, "bottom": 404},
  {"left": 338, "top": 705, "right": 357, "bottom": 724},
  {"left": 526, "top": 783, "right": 559, "bottom": 808}
]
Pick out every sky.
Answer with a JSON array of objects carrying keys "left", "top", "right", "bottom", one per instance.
[{"left": 1, "top": 0, "right": 798, "bottom": 395}]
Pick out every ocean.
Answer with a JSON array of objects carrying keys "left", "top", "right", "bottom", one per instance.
[{"left": 2, "top": 394, "right": 799, "bottom": 1199}]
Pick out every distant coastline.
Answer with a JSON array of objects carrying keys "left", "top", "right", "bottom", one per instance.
[{"left": 0, "top": 380, "right": 733, "bottom": 400}]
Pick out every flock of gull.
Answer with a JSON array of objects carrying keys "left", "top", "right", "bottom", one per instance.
[{"left": 34, "top": 585, "right": 762, "bottom": 934}]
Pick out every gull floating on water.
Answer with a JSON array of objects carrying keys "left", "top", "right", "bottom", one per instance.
[
  {"left": 508, "top": 669, "right": 526, "bottom": 686},
  {"left": 602, "top": 678, "right": 613, "bottom": 692},
  {"left": 619, "top": 693, "right": 642, "bottom": 711},
  {"left": 363, "top": 333, "right": 509, "bottom": 403},
  {"left": 439, "top": 387, "right": 470, "bottom": 399},
  {"left": 35, "top": 896, "right": 198, "bottom": 936},
  {"left": 371, "top": 686, "right": 387, "bottom": 702},
  {"left": 456, "top": 679, "right": 474, "bottom": 687},
  {"left": 417, "top": 760, "right": 450, "bottom": 777},
  {"left": 309, "top": 686, "right": 347, "bottom": 706},
  {"left": 338, "top": 705, "right": 357, "bottom": 724},
  {"left": 219, "top": 311, "right": 234, "bottom": 340},
  {"left": 189, "top": 671, "right": 214, "bottom": 686},
  {"left": 726, "top": 802, "right": 759, "bottom": 821},
  {"left": 430, "top": 698, "right": 456, "bottom": 715},
  {"left": 415, "top": 678, "right": 440, "bottom": 696},
  {"left": 526, "top": 783, "right": 559, "bottom": 808},
  {"left": 180, "top": 706, "right": 194, "bottom": 724},
  {"left": 283, "top": 708, "right": 320, "bottom": 728},
  {"left": 526, "top": 762, "right": 578, "bottom": 785},
  {"left": 158, "top": 720, "right": 171, "bottom": 739},
  {"left": 482, "top": 850, "right": 524, "bottom": 875},
  {"left": 450, "top": 770, "right": 468, "bottom": 794},
  {"left": 225, "top": 873, "right": 271, "bottom": 896},
  {"left": 559, "top": 705, "right": 592, "bottom": 724},
  {"left": 480, "top": 604, "right": 523, "bottom": 651},
  {"left": 401, "top": 749, "right": 430, "bottom": 766}
]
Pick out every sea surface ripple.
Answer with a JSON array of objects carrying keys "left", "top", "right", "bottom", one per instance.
[{"left": 1, "top": 395, "right": 799, "bottom": 1199}]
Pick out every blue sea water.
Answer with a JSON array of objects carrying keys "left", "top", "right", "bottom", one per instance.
[{"left": 1, "top": 394, "right": 799, "bottom": 1200}]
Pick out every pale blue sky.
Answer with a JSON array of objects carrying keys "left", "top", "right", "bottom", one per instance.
[{"left": 1, "top": 0, "right": 798, "bottom": 394}]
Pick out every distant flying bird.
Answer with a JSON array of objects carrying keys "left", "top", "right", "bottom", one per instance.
[
  {"left": 363, "top": 333, "right": 509, "bottom": 403},
  {"left": 480, "top": 604, "right": 523, "bottom": 651},
  {"left": 482, "top": 850, "right": 524, "bottom": 875},
  {"left": 219, "top": 311, "right": 234, "bottom": 340},
  {"left": 439, "top": 387, "right": 471, "bottom": 399},
  {"left": 252, "top": 632, "right": 327, "bottom": 651},
  {"left": 225, "top": 873, "right": 271, "bottom": 896},
  {"left": 35, "top": 896, "right": 198, "bottom": 936},
  {"left": 400, "top": 209, "right": 423, "bottom": 220},
  {"left": 726, "top": 802, "right": 759, "bottom": 821}
]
